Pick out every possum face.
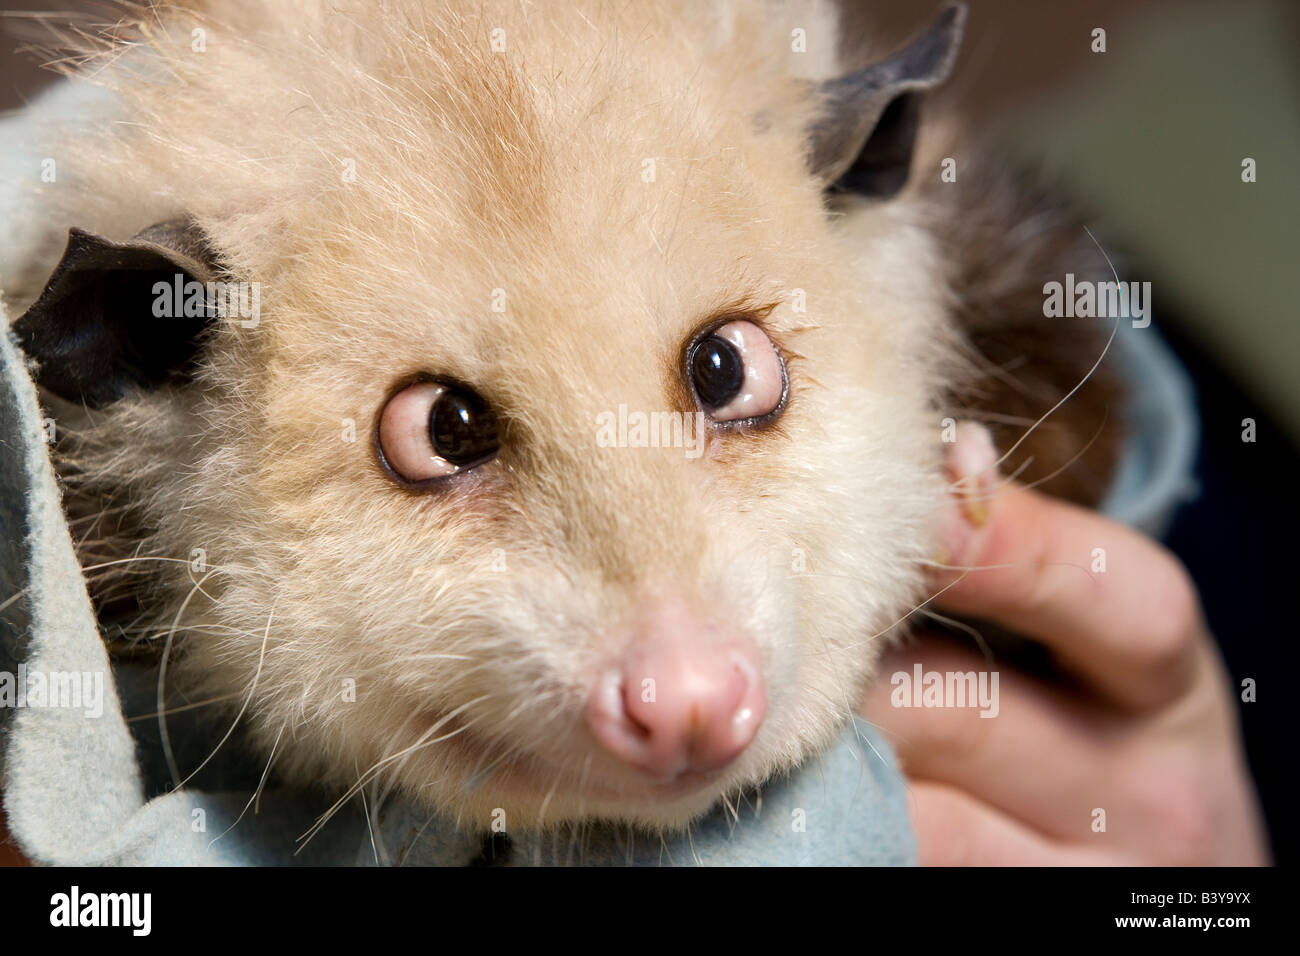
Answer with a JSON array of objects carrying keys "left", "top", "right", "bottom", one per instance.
[{"left": 18, "top": 1, "right": 965, "bottom": 828}]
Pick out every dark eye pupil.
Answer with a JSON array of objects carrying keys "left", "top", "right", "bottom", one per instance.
[
  {"left": 429, "top": 387, "right": 499, "bottom": 466},
  {"left": 691, "top": 336, "right": 745, "bottom": 409}
]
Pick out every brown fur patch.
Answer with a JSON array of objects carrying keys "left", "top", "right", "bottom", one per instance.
[{"left": 923, "top": 151, "right": 1125, "bottom": 506}]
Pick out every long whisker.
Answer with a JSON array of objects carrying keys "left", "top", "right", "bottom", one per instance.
[
  {"left": 952, "top": 225, "right": 1123, "bottom": 493},
  {"left": 295, "top": 696, "right": 490, "bottom": 852},
  {"left": 207, "top": 722, "right": 285, "bottom": 849},
  {"left": 0, "top": 588, "right": 28, "bottom": 615},
  {"left": 158, "top": 567, "right": 220, "bottom": 790},
  {"left": 174, "top": 598, "right": 276, "bottom": 791},
  {"left": 360, "top": 781, "right": 381, "bottom": 866},
  {"left": 534, "top": 768, "right": 562, "bottom": 828},
  {"left": 398, "top": 808, "right": 443, "bottom": 867},
  {"left": 842, "top": 573, "right": 972, "bottom": 652},
  {"left": 952, "top": 408, "right": 1110, "bottom": 503},
  {"left": 917, "top": 607, "right": 994, "bottom": 662},
  {"left": 919, "top": 558, "right": 1095, "bottom": 584},
  {"left": 126, "top": 691, "right": 241, "bottom": 723}
]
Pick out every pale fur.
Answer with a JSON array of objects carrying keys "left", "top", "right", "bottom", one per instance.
[{"left": 9, "top": 0, "right": 957, "bottom": 829}]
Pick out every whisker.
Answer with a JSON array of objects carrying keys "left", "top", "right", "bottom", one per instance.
[
  {"left": 296, "top": 697, "right": 489, "bottom": 852},
  {"left": 842, "top": 573, "right": 972, "bottom": 652},
  {"left": 951, "top": 226, "right": 1122, "bottom": 494},
  {"left": 158, "top": 567, "right": 220, "bottom": 790},
  {"left": 0, "top": 588, "right": 28, "bottom": 615},
  {"left": 398, "top": 808, "right": 442, "bottom": 867},
  {"left": 174, "top": 597, "right": 276, "bottom": 791},
  {"left": 126, "top": 691, "right": 241, "bottom": 723},
  {"left": 207, "top": 722, "right": 285, "bottom": 849},
  {"left": 917, "top": 607, "right": 994, "bottom": 662},
  {"left": 534, "top": 769, "right": 562, "bottom": 827},
  {"left": 360, "top": 782, "right": 380, "bottom": 866}
]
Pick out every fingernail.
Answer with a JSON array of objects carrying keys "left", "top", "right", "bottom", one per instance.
[
  {"left": 934, "top": 421, "right": 1000, "bottom": 569},
  {"left": 947, "top": 421, "right": 999, "bottom": 528},
  {"left": 935, "top": 498, "right": 970, "bottom": 569}
]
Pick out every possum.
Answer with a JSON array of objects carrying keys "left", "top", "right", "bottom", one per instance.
[{"left": 5, "top": 0, "right": 1121, "bottom": 834}]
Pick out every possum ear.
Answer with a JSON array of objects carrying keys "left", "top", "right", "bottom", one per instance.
[
  {"left": 13, "top": 220, "right": 221, "bottom": 408},
  {"left": 810, "top": 3, "right": 965, "bottom": 196}
]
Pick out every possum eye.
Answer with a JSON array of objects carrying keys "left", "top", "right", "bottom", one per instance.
[
  {"left": 688, "top": 320, "right": 786, "bottom": 423},
  {"left": 378, "top": 381, "right": 499, "bottom": 483}
]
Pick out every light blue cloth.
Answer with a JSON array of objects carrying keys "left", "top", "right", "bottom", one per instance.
[{"left": 1100, "top": 318, "right": 1200, "bottom": 538}]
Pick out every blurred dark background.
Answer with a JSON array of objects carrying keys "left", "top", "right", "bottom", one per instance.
[{"left": 2, "top": 0, "right": 1296, "bottom": 864}]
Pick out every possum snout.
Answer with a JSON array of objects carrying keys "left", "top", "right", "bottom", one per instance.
[{"left": 586, "top": 602, "right": 766, "bottom": 781}]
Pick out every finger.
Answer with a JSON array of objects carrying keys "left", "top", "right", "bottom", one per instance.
[
  {"left": 863, "top": 638, "right": 1116, "bottom": 839},
  {"left": 931, "top": 422, "right": 1204, "bottom": 710},
  {"left": 908, "top": 780, "right": 1108, "bottom": 866}
]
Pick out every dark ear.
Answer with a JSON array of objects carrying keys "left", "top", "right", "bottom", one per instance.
[
  {"left": 13, "top": 220, "right": 221, "bottom": 408},
  {"left": 810, "top": 3, "right": 965, "bottom": 197}
]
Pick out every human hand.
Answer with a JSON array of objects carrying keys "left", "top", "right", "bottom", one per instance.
[{"left": 862, "top": 422, "right": 1269, "bottom": 865}]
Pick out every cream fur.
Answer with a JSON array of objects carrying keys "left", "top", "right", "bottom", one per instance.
[{"left": 11, "top": 0, "right": 957, "bottom": 830}]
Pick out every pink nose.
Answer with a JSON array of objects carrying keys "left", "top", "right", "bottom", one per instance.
[{"left": 587, "top": 632, "right": 766, "bottom": 780}]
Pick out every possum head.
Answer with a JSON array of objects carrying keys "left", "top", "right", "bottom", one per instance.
[{"left": 21, "top": 1, "right": 968, "bottom": 828}]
